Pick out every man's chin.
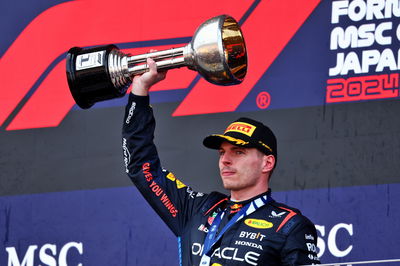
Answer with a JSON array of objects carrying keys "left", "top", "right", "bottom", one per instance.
[{"left": 222, "top": 181, "right": 240, "bottom": 191}]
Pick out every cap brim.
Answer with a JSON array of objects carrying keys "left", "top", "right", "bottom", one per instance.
[{"left": 203, "top": 134, "right": 250, "bottom": 150}]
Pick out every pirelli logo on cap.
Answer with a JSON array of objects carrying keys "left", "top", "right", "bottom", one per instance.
[{"left": 225, "top": 122, "right": 256, "bottom": 137}]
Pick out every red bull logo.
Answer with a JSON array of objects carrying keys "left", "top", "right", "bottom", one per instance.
[{"left": 231, "top": 203, "right": 243, "bottom": 210}]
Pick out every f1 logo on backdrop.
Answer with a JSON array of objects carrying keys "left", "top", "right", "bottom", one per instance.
[{"left": 0, "top": 0, "right": 320, "bottom": 131}]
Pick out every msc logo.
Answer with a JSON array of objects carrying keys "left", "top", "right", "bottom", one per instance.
[
  {"left": 5, "top": 241, "right": 83, "bottom": 266},
  {"left": 316, "top": 223, "right": 354, "bottom": 259},
  {"left": 0, "top": 0, "right": 320, "bottom": 131}
]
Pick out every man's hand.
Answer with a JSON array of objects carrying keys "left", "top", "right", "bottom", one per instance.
[{"left": 131, "top": 57, "right": 167, "bottom": 96}]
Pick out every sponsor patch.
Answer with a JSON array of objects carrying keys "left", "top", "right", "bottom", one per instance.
[
  {"left": 269, "top": 210, "right": 286, "bottom": 218},
  {"left": 305, "top": 234, "right": 315, "bottom": 241},
  {"left": 166, "top": 172, "right": 176, "bottom": 181},
  {"left": 176, "top": 179, "right": 186, "bottom": 189},
  {"left": 122, "top": 138, "right": 130, "bottom": 173},
  {"left": 231, "top": 203, "right": 242, "bottom": 210},
  {"left": 125, "top": 102, "right": 136, "bottom": 124},
  {"left": 224, "top": 122, "right": 256, "bottom": 137},
  {"left": 234, "top": 240, "right": 263, "bottom": 250},
  {"left": 244, "top": 219, "right": 273, "bottom": 229},
  {"left": 230, "top": 203, "right": 243, "bottom": 214},
  {"left": 239, "top": 231, "right": 266, "bottom": 241},
  {"left": 166, "top": 172, "right": 186, "bottom": 189},
  {"left": 208, "top": 212, "right": 218, "bottom": 225},
  {"left": 198, "top": 224, "right": 209, "bottom": 233}
]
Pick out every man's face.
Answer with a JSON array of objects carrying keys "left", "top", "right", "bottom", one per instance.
[{"left": 218, "top": 142, "right": 266, "bottom": 192}]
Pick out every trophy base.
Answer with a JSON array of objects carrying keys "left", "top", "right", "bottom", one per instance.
[{"left": 66, "top": 45, "right": 130, "bottom": 109}]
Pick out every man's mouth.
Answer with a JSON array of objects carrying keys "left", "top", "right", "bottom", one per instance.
[{"left": 221, "top": 168, "right": 236, "bottom": 176}]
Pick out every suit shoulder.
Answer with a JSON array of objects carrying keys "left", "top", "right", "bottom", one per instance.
[
  {"left": 200, "top": 191, "right": 229, "bottom": 216},
  {"left": 267, "top": 201, "right": 315, "bottom": 234},
  {"left": 269, "top": 201, "right": 302, "bottom": 216}
]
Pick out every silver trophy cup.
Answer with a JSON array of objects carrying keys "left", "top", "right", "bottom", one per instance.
[{"left": 66, "top": 15, "right": 247, "bottom": 109}]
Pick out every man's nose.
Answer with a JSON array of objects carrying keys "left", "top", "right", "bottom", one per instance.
[{"left": 220, "top": 153, "right": 232, "bottom": 165}]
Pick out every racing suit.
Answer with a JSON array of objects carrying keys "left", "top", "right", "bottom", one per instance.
[{"left": 122, "top": 94, "right": 320, "bottom": 266}]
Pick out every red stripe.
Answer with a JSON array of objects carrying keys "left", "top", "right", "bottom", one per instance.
[
  {"left": 276, "top": 206, "right": 297, "bottom": 232},
  {"left": 173, "top": 0, "right": 321, "bottom": 116},
  {"left": 6, "top": 59, "right": 74, "bottom": 130},
  {"left": 204, "top": 198, "right": 228, "bottom": 216},
  {"left": 1, "top": 0, "right": 252, "bottom": 129}
]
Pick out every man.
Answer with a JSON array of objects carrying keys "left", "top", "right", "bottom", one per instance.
[{"left": 121, "top": 58, "right": 320, "bottom": 265}]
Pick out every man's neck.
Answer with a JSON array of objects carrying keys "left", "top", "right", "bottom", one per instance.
[{"left": 230, "top": 187, "right": 269, "bottom": 202}]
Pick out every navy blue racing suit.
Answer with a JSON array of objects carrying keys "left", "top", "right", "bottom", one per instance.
[{"left": 122, "top": 93, "right": 320, "bottom": 266}]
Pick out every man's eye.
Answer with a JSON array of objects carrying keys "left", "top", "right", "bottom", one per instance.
[{"left": 236, "top": 150, "right": 245, "bottom": 155}]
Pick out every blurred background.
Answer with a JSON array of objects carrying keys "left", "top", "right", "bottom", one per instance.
[{"left": 1, "top": 0, "right": 399, "bottom": 265}]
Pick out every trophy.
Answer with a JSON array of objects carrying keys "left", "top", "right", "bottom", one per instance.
[{"left": 66, "top": 15, "right": 247, "bottom": 109}]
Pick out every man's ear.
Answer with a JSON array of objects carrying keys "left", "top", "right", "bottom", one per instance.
[{"left": 262, "top": 155, "right": 275, "bottom": 173}]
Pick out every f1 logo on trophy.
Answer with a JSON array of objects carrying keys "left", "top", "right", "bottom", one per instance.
[{"left": 66, "top": 15, "right": 247, "bottom": 109}]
